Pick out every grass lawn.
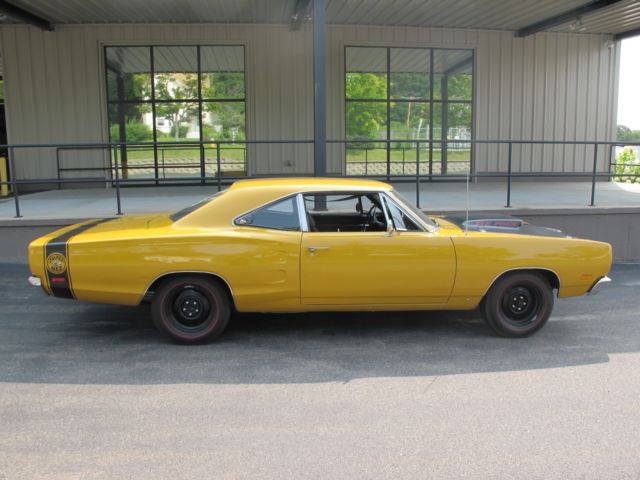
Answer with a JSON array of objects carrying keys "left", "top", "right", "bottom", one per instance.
[
  {"left": 116, "top": 145, "right": 247, "bottom": 164},
  {"left": 346, "top": 148, "right": 470, "bottom": 163}
]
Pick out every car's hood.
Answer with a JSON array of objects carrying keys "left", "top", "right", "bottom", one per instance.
[{"left": 439, "top": 213, "right": 569, "bottom": 238}]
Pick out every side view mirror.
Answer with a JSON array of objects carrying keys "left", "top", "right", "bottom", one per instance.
[{"left": 385, "top": 220, "right": 395, "bottom": 236}]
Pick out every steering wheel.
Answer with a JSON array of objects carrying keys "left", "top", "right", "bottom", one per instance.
[{"left": 364, "top": 204, "right": 385, "bottom": 231}]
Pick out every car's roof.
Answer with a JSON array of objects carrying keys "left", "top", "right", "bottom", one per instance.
[
  {"left": 228, "top": 177, "right": 392, "bottom": 192},
  {"left": 174, "top": 177, "right": 393, "bottom": 228}
]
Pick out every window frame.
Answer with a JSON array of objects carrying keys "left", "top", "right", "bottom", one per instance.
[
  {"left": 104, "top": 44, "right": 247, "bottom": 183},
  {"left": 344, "top": 45, "right": 474, "bottom": 177}
]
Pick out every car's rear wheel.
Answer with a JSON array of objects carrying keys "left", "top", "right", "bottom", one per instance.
[
  {"left": 151, "top": 276, "right": 230, "bottom": 344},
  {"left": 481, "top": 272, "right": 554, "bottom": 338}
]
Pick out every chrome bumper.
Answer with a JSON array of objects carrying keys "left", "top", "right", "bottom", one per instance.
[
  {"left": 28, "top": 276, "right": 42, "bottom": 287},
  {"left": 587, "top": 275, "right": 611, "bottom": 296}
]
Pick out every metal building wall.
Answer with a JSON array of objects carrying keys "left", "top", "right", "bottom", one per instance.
[{"left": 0, "top": 23, "right": 618, "bottom": 181}]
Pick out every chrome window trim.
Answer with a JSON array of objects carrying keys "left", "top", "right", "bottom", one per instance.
[
  {"left": 379, "top": 193, "right": 392, "bottom": 229},
  {"left": 381, "top": 195, "right": 408, "bottom": 232},
  {"left": 296, "top": 193, "right": 310, "bottom": 232}
]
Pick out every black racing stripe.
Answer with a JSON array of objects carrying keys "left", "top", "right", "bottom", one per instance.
[{"left": 44, "top": 218, "right": 113, "bottom": 299}]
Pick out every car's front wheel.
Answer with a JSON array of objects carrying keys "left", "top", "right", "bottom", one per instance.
[
  {"left": 151, "top": 276, "right": 230, "bottom": 344},
  {"left": 481, "top": 272, "right": 554, "bottom": 338}
]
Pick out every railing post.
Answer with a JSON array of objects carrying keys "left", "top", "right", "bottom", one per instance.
[
  {"left": 162, "top": 147, "right": 166, "bottom": 179},
  {"left": 56, "top": 148, "right": 62, "bottom": 190},
  {"left": 113, "top": 144, "right": 123, "bottom": 215},
  {"left": 216, "top": 142, "right": 222, "bottom": 192},
  {"left": 8, "top": 147, "right": 21, "bottom": 218},
  {"left": 505, "top": 142, "right": 512, "bottom": 208},
  {"left": 416, "top": 141, "right": 420, "bottom": 208},
  {"left": 590, "top": 143, "right": 598, "bottom": 207}
]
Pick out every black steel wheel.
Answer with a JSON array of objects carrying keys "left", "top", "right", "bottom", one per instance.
[
  {"left": 481, "top": 272, "right": 554, "bottom": 338},
  {"left": 151, "top": 276, "right": 230, "bottom": 344}
]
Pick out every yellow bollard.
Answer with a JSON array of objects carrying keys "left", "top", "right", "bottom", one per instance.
[{"left": 0, "top": 156, "right": 10, "bottom": 197}]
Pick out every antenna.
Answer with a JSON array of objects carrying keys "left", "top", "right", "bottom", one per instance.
[{"left": 465, "top": 170, "right": 470, "bottom": 236}]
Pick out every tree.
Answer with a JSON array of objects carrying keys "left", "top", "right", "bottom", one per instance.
[
  {"left": 154, "top": 74, "right": 198, "bottom": 140},
  {"left": 202, "top": 72, "right": 246, "bottom": 141},
  {"left": 346, "top": 73, "right": 387, "bottom": 141},
  {"left": 614, "top": 146, "right": 639, "bottom": 183},
  {"left": 617, "top": 125, "right": 640, "bottom": 142}
]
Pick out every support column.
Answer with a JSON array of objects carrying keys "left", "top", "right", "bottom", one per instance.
[
  {"left": 313, "top": 0, "right": 326, "bottom": 177},
  {"left": 441, "top": 74, "right": 449, "bottom": 175},
  {"left": 116, "top": 74, "right": 129, "bottom": 180}
]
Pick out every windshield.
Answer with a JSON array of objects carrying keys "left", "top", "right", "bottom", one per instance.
[
  {"left": 389, "top": 189, "right": 438, "bottom": 229},
  {"left": 170, "top": 191, "right": 226, "bottom": 221}
]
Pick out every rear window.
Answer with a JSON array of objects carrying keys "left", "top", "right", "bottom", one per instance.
[
  {"left": 234, "top": 196, "right": 300, "bottom": 231},
  {"left": 170, "top": 191, "right": 225, "bottom": 221}
]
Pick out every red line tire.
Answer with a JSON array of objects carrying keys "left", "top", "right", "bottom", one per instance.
[
  {"left": 151, "top": 276, "right": 230, "bottom": 344},
  {"left": 481, "top": 272, "right": 554, "bottom": 338}
]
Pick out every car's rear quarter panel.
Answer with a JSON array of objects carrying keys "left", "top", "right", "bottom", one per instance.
[{"left": 67, "top": 228, "right": 302, "bottom": 310}]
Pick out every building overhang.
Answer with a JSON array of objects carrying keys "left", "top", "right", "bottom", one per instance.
[{"left": 1, "top": 0, "right": 639, "bottom": 39}]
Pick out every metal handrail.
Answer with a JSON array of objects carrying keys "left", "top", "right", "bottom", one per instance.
[{"left": 2, "top": 139, "right": 640, "bottom": 217}]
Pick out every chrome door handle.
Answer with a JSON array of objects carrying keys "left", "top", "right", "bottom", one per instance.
[{"left": 308, "top": 246, "right": 330, "bottom": 254}]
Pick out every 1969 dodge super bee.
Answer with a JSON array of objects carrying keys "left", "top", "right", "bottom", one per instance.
[{"left": 28, "top": 178, "right": 612, "bottom": 343}]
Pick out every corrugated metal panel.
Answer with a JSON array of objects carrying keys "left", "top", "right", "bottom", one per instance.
[
  {"left": 0, "top": 23, "right": 315, "bottom": 179},
  {"left": 0, "top": 23, "right": 618, "bottom": 180},
  {"left": 3, "top": 0, "right": 640, "bottom": 35}
]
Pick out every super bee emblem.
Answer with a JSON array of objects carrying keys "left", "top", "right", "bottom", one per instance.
[{"left": 46, "top": 252, "right": 67, "bottom": 275}]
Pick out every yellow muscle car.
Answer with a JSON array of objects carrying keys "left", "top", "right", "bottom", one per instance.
[{"left": 27, "top": 178, "right": 612, "bottom": 343}]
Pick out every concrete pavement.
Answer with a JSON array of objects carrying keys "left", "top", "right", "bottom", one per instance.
[
  {"left": 1, "top": 262, "right": 639, "bottom": 479},
  {"left": 1, "top": 181, "right": 640, "bottom": 221}
]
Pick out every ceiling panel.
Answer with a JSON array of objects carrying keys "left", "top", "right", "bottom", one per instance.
[{"left": 2, "top": 0, "right": 639, "bottom": 37}]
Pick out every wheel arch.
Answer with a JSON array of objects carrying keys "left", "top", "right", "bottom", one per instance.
[
  {"left": 142, "top": 271, "right": 236, "bottom": 309},
  {"left": 483, "top": 268, "right": 561, "bottom": 299}
]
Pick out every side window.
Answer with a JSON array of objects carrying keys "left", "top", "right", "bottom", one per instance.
[
  {"left": 303, "top": 193, "right": 386, "bottom": 232},
  {"left": 384, "top": 196, "right": 421, "bottom": 231},
  {"left": 235, "top": 196, "right": 300, "bottom": 231}
]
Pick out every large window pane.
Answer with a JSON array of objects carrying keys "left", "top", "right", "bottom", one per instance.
[
  {"left": 153, "top": 46, "right": 198, "bottom": 101},
  {"left": 201, "top": 46, "right": 245, "bottom": 100},
  {"left": 106, "top": 47, "right": 151, "bottom": 101},
  {"left": 390, "top": 48, "right": 429, "bottom": 100},
  {"left": 107, "top": 103, "right": 153, "bottom": 142},
  {"left": 346, "top": 47, "right": 387, "bottom": 100},
  {"left": 154, "top": 101, "right": 199, "bottom": 142},
  {"left": 156, "top": 144, "right": 202, "bottom": 178},
  {"left": 202, "top": 102, "right": 245, "bottom": 141},
  {"left": 445, "top": 103, "right": 472, "bottom": 172},
  {"left": 433, "top": 49, "right": 473, "bottom": 101},
  {"left": 346, "top": 102, "right": 387, "bottom": 140},
  {"left": 390, "top": 102, "right": 429, "bottom": 140},
  {"left": 202, "top": 101, "right": 247, "bottom": 177}
]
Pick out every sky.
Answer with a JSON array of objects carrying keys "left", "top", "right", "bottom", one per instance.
[{"left": 617, "top": 36, "right": 640, "bottom": 130}]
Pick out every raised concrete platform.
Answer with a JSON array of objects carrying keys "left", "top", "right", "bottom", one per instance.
[{"left": 2, "top": 181, "right": 640, "bottom": 261}]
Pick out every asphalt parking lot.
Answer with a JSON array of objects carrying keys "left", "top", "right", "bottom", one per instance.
[{"left": 1, "top": 262, "right": 640, "bottom": 479}]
